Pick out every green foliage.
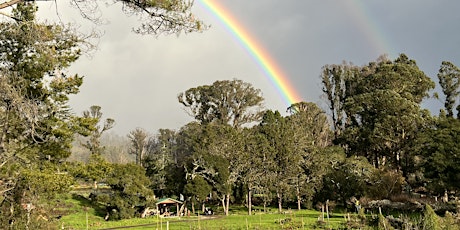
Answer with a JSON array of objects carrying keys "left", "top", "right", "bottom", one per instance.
[
  {"left": 367, "top": 169, "right": 405, "bottom": 200},
  {"left": 324, "top": 54, "right": 435, "bottom": 173},
  {"left": 82, "top": 105, "right": 115, "bottom": 155},
  {"left": 378, "top": 213, "right": 394, "bottom": 230},
  {"left": 438, "top": 61, "right": 460, "bottom": 117},
  {"left": 418, "top": 117, "right": 460, "bottom": 193},
  {"left": 317, "top": 155, "right": 374, "bottom": 206},
  {"left": 0, "top": 3, "right": 94, "bottom": 228},
  {"left": 103, "top": 163, "right": 154, "bottom": 220},
  {"left": 18, "top": 168, "right": 74, "bottom": 199},
  {"left": 422, "top": 204, "right": 441, "bottom": 230},
  {"left": 443, "top": 211, "right": 460, "bottom": 230},
  {"left": 178, "top": 79, "right": 265, "bottom": 128},
  {"left": 184, "top": 175, "right": 211, "bottom": 208}
]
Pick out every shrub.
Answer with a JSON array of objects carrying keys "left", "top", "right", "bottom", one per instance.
[
  {"left": 422, "top": 204, "right": 440, "bottom": 230},
  {"left": 367, "top": 169, "right": 405, "bottom": 200}
]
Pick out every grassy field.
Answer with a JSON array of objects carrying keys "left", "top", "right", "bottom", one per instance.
[
  {"left": 57, "top": 194, "right": 350, "bottom": 229},
  {"left": 61, "top": 209, "right": 348, "bottom": 229}
]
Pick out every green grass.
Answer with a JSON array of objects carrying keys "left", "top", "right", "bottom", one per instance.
[
  {"left": 58, "top": 195, "right": 351, "bottom": 229},
  {"left": 61, "top": 209, "right": 347, "bottom": 229}
]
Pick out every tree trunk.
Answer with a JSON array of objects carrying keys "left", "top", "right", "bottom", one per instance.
[
  {"left": 202, "top": 202, "right": 205, "bottom": 214},
  {"left": 296, "top": 186, "right": 301, "bottom": 211},
  {"left": 297, "top": 195, "right": 301, "bottom": 211},
  {"left": 191, "top": 200, "right": 195, "bottom": 214},
  {"left": 221, "top": 197, "right": 226, "bottom": 216},
  {"left": 178, "top": 201, "right": 187, "bottom": 216},
  {"left": 248, "top": 189, "right": 252, "bottom": 215},
  {"left": 277, "top": 192, "right": 282, "bottom": 213},
  {"left": 225, "top": 193, "right": 230, "bottom": 216}
]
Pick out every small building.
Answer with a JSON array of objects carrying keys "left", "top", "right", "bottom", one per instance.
[{"left": 156, "top": 198, "right": 183, "bottom": 216}]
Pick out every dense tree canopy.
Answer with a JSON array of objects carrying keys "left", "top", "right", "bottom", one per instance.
[
  {"left": 324, "top": 55, "right": 435, "bottom": 173},
  {"left": 0, "top": 3, "right": 95, "bottom": 228},
  {"left": 178, "top": 79, "right": 265, "bottom": 128}
]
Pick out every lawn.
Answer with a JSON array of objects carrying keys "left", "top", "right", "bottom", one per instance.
[
  {"left": 60, "top": 205, "right": 348, "bottom": 229},
  {"left": 57, "top": 192, "right": 351, "bottom": 229}
]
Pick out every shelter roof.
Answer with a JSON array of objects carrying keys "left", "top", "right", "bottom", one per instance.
[{"left": 156, "top": 198, "right": 183, "bottom": 205}]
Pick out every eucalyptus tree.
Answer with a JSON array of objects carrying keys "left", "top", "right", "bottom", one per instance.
[
  {"left": 0, "top": 3, "right": 94, "bottom": 228},
  {"left": 286, "top": 102, "right": 332, "bottom": 210},
  {"left": 143, "top": 128, "right": 178, "bottom": 197},
  {"left": 178, "top": 79, "right": 265, "bottom": 128},
  {"left": 324, "top": 54, "right": 435, "bottom": 173},
  {"left": 82, "top": 105, "right": 115, "bottom": 155},
  {"left": 258, "top": 110, "right": 298, "bottom": 213},
  {"left": 182, "top": 123, "right": 244, "bottom": 215},
  {"left": 438, "top": 61, "right": 460, "bottom": 118},
  {"left": 127, "top": 127, "right": 149, "bottom": 166},
  {"left": 321, "top": 62, "right": 359, "bottom": 138},
  {"left": 241, "top": 127, "right": 276, "bottom": 214},
  {"left": 417, "top": 117, "right": 460, "bottom": 193}
]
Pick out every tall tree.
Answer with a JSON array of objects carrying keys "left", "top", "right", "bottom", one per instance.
[
  {"left": 0, "top": 0, "right": 206, "bottom": 36},
  {"left": 418, "top": 117, "right": 460, "bottom": 193},
  {"left": 241, "top": 127, "right": 276, "bottom": 214},
  {"left": 438, "top": 61, "right": 460, "bottom": 118},
  {"left": 321, "top": 62, "right": 359, "bottom": 138},
  {"left": 127, "top": 127, "right": 149, "bottom": 166},
  {"left": 328, "top": 54, "right": 434, "bottom": 173},
  {"left": 0, "top": 3, "right": 93, "bottom": 228},
  {"left": 143, "top": 128, "right": 179, "bottom": 197},
  {"left": 286, "top": 102, "right": 332, "bottom": 210},
  {"left": 178, "top": 79, "right": 265, "bottom": 128},
  {"left": 258, "top": 110, "right": 298, "bottom": 213},
  {"left": 82, "top": 105, "right": 115, "bottom": 155}
]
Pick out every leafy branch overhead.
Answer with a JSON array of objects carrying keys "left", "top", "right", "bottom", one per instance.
[{"left": 0, "top": 0, "right": 207, "bottom": 35}]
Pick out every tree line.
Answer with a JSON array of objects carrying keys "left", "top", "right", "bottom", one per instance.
[{"left": 1, "top": 1, "right": 460, "bottom": 228}]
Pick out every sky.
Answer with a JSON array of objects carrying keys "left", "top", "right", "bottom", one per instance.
[{"left": 21, "top": 0, "right": 460, "bottom": 135}]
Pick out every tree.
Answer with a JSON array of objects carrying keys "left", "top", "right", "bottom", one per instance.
[
  {"left": 102, "top": 163, "right": 154, "bottom": 220},
  {"left": 178, "top": 79, "right": 265, "bottom": 128},
  {"left": 321, "top": 62, "right": 358, "bottom": 138},
  {"left": 241, "top": 127, "right": 276, "bottom": 214},
  {"left": 143, "top": 128, "right": 178, "bottom": 197},
  {"left": 286, "top": 102, "right": 332, "bottom": 210},
  {"left": 258, "top": 110, "right": 298, "bottom": 213},
  {"left": 0, "top": 3, "right": 94, "bottom": 228},
  {"left": 184, "top": 175, "right": 211, "bottom": 214},
  {"left": 317, "top": 154, "right": 375, "bottom": 207},
  {"left": 127, "top": 127, "right": 149, "bottom": 166},
  {"left": 82, "top": 105, "right": 115, "bottom": 155},
  {"left": 0, "top": 0, "right": 206, "bottom": 36},
  {"left": 328, "top": 54, "right": 434, "bottom": 173},
  {"left": 418, "top": 117, "right": 460, "bottom": 193},
  {"left": 438, "top": 61, "right": 460, "bottom": 118}
]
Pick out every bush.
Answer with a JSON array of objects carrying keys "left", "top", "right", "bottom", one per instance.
[
  {"left": 367, "top": 169, "right": 405, "bottom": 200},
  {"left": 422, "top": 204, "right": 441, "bottom": 230}
]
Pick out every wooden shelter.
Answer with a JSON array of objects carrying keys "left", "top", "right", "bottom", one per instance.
[{"left": 156, "top": 198, "right": 183, "bottom": 216}]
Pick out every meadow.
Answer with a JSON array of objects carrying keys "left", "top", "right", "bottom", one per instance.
[{"left": 58, "top": 194, "right": 349, "bottom": 229}]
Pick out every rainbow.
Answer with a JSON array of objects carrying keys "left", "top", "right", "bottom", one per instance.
[
  {"left": 340, "top": 1, "right": 395, "bottom": 58},
  {"left": 197, "top": 0, "right": 302, "bottom": 106}
]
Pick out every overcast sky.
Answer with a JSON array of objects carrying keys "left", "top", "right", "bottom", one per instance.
[{"left": 29, "top": 1, "right": 460, "bottom": 135}]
